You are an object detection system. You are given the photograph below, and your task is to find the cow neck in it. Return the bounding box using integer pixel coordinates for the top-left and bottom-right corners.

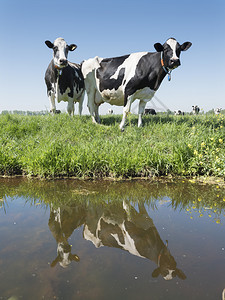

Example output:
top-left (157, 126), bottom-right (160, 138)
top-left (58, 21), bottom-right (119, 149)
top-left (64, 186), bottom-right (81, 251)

top-left (55, 67), bottom-right (63, 76)
top-left (52, 60), bottom-right (63, 77)
top-left (160, 52), bottom-right (172, 81)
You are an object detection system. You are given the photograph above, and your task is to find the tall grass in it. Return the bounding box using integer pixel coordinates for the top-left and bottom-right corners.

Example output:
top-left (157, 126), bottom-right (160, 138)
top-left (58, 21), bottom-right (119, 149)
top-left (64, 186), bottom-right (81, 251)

top-left (0, 113), bottom-right (225, 178)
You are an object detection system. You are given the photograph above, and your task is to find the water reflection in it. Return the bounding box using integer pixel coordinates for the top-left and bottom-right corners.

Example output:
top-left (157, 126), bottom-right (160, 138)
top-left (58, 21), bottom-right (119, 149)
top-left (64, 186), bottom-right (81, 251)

top-left (83, 200), bottom-right (186, 281)
top-left (48, 204), bottom-right (83, 268)
top-left (1, 178), bottom-right (225, 299)
top-left (48, 198), bottom-right (186, 280)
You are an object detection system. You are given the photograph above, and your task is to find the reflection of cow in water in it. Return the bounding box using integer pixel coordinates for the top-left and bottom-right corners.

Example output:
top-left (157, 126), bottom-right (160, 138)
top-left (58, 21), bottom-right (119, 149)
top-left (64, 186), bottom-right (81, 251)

top-left (48, 204), bottom-right (86, 268)
top-left (48, 201), bottom-right (186, 280)
top-left (84, 201), bottom-right (186, 280)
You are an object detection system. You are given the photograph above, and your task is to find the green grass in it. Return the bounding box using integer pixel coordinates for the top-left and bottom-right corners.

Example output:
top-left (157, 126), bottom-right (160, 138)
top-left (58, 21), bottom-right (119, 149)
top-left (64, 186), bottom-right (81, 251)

top-left (0, 113), bottom-right (225, 178)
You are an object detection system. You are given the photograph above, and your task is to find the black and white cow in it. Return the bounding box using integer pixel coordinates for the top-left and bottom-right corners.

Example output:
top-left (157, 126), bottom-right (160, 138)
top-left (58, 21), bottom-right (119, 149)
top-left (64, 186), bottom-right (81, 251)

top-left (214, 108), bottom-right (222, 115)
top-left (174, 110), bottom-right (184, 115)
top-left (192, 105), bottom-right (200, 115)
top-left (83, 201), bottom-right (186, 280)
top-left (81, 38), bottom-right (192, 130)
top-left (144, 108), bottom-right (157, 115)
top-left (48, 204), bottom-right (86, 268)
top-left (45, 37), bottom-right (85, 115)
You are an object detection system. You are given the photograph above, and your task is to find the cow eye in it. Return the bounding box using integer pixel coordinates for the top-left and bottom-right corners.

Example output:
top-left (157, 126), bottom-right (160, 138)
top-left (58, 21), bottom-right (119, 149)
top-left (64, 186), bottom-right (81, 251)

top-left (53, 46), bottom-right (58, 52)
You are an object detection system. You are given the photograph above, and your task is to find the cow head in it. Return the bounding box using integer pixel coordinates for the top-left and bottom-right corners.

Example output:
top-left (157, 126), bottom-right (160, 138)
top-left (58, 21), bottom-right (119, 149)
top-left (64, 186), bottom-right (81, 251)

top-left (152, 245), bottom-right (186, 280)
top-left (51, 242), bottom-right (80, 268)
top-left (154, 38), bottom-right (192, 70)
top-left (45, 37), bottom-right (77, 69)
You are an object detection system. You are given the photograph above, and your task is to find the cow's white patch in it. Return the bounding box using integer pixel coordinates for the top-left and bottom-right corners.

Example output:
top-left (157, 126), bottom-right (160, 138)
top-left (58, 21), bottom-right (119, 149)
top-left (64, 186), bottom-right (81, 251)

top-left (131, 87), bottom-right (155, 102)
top-left (166, 38), bottom-right (178, 60)
top-left (53, 38), bottom-right (68, 68)
top-left (111, 221), bottom-right (145, 258)
top-left (57, 87), bottom-right (72, 103)
top-left (110, 52), bottom-right (147, 81)
top-left (83, 217), bottom-right (103, 248)
top-left (100, 88), bottom-right (124, 105)
top-left (163, 270), bottom-right (175, 281)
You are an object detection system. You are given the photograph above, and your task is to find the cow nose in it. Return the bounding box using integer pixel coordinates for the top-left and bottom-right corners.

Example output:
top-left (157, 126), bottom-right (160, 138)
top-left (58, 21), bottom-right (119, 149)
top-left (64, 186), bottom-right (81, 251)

top-left (59, 59), bottom-right (68, 65)
top-left (170, 58), bottom-right (180, 68)
top-left (170, 58), bottom-right (180, 67)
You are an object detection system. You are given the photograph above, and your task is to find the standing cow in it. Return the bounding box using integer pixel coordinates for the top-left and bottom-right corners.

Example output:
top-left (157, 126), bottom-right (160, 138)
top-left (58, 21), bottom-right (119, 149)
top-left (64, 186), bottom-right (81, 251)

top-left (192, 105), bottom-right (200, 115)
top-left (45, 37), bottom-right (85, 115)
top-left (214, 108), bottom-right (222, 115)
top-left (174, 110), bottom-right (184, 115)
top-left (82, 37), bottom-right (192, 130)
top-left (144, 108), bottom-right (157, 115)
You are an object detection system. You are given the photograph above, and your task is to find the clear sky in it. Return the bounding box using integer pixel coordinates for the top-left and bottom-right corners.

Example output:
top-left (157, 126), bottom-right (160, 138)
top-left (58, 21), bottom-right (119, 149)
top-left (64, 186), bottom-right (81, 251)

top-left (0, 0), bottom-right (225, 114)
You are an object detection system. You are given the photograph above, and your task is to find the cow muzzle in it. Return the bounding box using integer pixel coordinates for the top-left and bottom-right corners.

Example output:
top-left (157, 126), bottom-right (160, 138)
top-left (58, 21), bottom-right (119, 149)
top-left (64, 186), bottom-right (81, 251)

top-left (169, 58), bottom-right (180, 69)
top-left (59, 59), bottom-right (68, 67)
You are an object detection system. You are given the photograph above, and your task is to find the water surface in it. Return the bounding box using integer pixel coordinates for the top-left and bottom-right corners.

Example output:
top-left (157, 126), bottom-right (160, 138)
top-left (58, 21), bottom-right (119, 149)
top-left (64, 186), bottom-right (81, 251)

top-left (0, 178), bottom-right (225, 300)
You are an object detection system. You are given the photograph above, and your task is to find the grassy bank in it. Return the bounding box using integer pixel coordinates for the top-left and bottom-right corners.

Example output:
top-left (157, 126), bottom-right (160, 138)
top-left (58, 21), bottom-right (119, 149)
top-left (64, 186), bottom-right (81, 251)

top-left (0, 113), bottom-right (225, 178)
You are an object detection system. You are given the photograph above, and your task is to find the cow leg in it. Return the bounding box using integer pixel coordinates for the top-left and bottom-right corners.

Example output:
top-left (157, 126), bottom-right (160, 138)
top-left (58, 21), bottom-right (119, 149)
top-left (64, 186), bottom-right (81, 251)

top-left (119, 97), bottom-right (132, 131)
top-left (67, 99), bottom-right (75, 116)
top-left (78, 91), bottom-right (85, 116)
top-left (49, 92), bottom-right (56, 114)
top-left (87, 89), bottom-right (99, 124)
top-left (138, 100), bottom-right (147, 127)
top-left (94, 104), bottom-right (101, 124)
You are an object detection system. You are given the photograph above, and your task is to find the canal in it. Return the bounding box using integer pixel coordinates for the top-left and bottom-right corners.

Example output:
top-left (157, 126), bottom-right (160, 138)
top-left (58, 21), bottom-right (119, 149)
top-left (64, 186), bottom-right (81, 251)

top-left (0, 178), bottom-right (225, 300)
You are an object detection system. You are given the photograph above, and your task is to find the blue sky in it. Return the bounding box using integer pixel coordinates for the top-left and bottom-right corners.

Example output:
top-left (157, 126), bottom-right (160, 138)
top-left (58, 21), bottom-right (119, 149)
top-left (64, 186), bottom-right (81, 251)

top-left (0, 0), bottom-right (224, 114)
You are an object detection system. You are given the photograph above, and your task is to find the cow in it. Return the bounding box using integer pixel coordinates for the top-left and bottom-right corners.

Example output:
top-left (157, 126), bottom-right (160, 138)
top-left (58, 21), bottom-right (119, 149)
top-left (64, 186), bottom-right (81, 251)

top-left (108, 109), bottom-right (113, 114)
top-left (45, 37), bottom-right (85, 115)
top-left (81, 37), bottom-right (192, 130)
top-left (192, 105), bottom-right (200, 115)
top-left (214, 108), bottom-right (222, 115)
top-left (144, 108), bottom-right (157, 115)
top-left (48, 204), bottom-right (86, 268)
top-left (83, 201), bottom-right (186, 280)
top-left (174, 110), bottom-right (184, 115)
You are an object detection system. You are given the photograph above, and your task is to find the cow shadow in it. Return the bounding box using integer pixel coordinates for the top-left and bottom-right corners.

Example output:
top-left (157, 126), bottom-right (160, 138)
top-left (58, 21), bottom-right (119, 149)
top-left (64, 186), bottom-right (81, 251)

top-left (48, 200), bottom-right (186, 280)
top-left (99, 114), bottom-right (187, 127)
top-left (99, 113), bottom-right (219, 128)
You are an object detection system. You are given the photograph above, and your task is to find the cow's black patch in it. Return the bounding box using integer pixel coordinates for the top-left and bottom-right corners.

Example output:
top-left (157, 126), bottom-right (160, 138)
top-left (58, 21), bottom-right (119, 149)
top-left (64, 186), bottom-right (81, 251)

top-left (96, 55), bottom-right (129, 92)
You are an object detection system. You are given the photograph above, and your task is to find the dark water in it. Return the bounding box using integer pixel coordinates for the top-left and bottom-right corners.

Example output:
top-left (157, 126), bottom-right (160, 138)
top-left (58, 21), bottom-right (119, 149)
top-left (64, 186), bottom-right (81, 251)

top-left (0, 178), bottom-right (225, 300)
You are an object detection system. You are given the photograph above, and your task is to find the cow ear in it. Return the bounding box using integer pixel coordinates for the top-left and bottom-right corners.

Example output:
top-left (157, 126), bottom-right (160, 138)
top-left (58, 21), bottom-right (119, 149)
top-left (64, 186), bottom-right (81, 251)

top-left (154, 43), bottom-right (164, 52)
top-left (68, 44), bottom-right (77, 51)
top-left (50, 255), bottom-right (60, 267)
top-left (152, 267), bottom-right (161, 278)
top-left (180, 42), bottom-right (192, 51)
top-left (45, 40), bottom-right (54, 48)
top-left (176, 268), bottom-right (187, 280)
top-left (70, 254), bottom-right (80, 262)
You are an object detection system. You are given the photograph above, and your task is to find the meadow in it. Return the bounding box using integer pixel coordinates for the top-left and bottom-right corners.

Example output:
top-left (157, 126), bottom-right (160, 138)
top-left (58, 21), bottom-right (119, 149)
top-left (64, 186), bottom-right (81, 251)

top-left (0, 112), bottom-right (225, 179)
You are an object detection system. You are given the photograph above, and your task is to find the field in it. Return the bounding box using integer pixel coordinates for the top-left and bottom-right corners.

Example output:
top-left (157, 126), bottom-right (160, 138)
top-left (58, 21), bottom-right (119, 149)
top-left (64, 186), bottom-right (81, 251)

top-left (0, 112), bottom-right (225, 179)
